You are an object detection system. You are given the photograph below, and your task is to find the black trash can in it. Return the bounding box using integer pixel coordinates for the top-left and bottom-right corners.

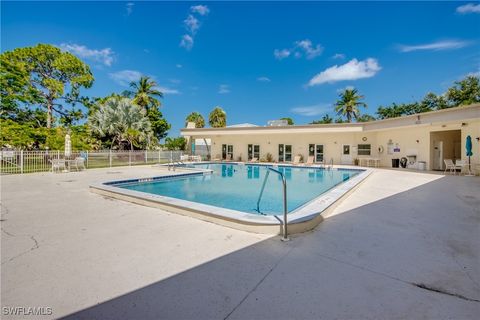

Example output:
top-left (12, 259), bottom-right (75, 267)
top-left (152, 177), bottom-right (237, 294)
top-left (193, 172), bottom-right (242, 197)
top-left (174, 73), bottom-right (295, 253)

top-left (392, 158), bottom-right (400, 168)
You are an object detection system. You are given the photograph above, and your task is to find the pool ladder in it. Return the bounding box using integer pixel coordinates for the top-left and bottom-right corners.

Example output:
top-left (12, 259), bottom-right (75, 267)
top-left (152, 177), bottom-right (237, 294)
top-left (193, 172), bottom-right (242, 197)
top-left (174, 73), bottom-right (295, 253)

top-left (167, 160), bottom-right (185, 171)
top-left (257, 167), bottom-right (290, 241)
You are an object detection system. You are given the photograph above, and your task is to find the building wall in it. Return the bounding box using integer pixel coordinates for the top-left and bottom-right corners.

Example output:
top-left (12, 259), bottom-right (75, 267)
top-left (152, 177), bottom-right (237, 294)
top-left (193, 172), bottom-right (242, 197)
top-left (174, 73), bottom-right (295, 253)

top-left (208, 119), bottom-right (480, 171)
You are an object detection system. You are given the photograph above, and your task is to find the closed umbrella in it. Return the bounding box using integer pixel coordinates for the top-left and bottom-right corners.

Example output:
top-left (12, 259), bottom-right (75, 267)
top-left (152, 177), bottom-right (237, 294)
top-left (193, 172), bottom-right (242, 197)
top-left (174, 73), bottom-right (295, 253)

top-left (465, 135), bottom-right (473, 176)
top-left (65, 133), bottom-right (72, 158)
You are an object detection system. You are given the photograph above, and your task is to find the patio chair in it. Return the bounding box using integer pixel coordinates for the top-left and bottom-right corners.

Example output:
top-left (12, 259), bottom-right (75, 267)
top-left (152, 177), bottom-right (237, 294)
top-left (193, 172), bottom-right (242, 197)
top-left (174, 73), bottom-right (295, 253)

top-left (249, 157), bottom-right (259, 163)
top-left (305, 156), bottom-right (314, 166)
top-left (74, 157), bottom-right (86, 171)
top-left (455, 159), bottom-right (469, 175)
top-left (51, 159), bottom-right (66, 173)
top-left (292, 155), bottom-right (302, 165)
top-left (444, 159), bottom-right (459, 175)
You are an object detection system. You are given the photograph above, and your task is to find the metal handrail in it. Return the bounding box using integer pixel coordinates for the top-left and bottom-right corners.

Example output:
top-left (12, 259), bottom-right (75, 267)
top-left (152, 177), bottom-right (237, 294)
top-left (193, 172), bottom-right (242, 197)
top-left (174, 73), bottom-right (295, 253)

top-left (256, 167), bottom-right (290, 241)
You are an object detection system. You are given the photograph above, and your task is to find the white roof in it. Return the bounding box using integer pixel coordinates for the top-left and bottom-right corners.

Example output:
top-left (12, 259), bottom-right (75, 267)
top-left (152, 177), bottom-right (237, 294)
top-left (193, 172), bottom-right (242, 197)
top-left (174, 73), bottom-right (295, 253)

top-left (226, 123), bottom-right (259, 128)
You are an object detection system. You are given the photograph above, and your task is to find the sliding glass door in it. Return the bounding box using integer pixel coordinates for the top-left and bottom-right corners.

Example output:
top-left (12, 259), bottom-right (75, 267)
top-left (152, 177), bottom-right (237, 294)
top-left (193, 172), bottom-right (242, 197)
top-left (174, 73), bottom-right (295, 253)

top-left (278, 144), bottom-right (292, 162)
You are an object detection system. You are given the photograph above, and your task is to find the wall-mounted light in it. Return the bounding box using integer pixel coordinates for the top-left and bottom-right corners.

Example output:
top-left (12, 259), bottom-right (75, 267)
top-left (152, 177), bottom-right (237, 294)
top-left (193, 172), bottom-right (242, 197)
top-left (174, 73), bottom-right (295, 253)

top-left (461, 123), bottom-right (468, 127)
top-left (416, 140), bottom-right (419, 143)
top-left (476, 137), bottom-right (480, 142)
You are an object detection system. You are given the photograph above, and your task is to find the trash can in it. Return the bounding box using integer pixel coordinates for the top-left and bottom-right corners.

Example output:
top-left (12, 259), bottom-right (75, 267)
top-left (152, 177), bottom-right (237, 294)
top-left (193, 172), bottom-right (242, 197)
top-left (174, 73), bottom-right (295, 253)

top-left (418, 161), bottom-right (426, 171)
top-left (392, 158), bottom-right (400, 168)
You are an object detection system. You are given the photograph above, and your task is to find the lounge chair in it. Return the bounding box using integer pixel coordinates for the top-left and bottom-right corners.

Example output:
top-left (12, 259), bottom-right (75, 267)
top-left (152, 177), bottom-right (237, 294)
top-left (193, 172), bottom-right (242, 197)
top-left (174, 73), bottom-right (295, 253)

top-left (305, 156), bottom-right (314, 166)
top-left (213, 154), bottom-right (221, 161)
top-left (455, 159), bottom-right (468, 175)
top-left (51, 159), bottom-right (66, 173)
top-left (249, 157), bottom-right (259, 163)
top-left (444, 159), bottom-right (460, 175)
top-left (292, 155), bottom-right (302, 165)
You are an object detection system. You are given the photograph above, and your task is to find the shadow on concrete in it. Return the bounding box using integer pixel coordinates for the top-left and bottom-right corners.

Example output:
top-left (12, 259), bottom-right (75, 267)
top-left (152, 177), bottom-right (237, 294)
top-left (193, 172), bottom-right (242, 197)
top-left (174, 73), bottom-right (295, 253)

top-left (61, 176), bottom-right (480, 320)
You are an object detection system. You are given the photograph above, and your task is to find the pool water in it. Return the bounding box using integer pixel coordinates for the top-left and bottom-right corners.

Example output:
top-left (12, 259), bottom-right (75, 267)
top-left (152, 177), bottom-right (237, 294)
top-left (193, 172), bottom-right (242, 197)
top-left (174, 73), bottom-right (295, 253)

top-left (118, 164), bottom-right (361, 215)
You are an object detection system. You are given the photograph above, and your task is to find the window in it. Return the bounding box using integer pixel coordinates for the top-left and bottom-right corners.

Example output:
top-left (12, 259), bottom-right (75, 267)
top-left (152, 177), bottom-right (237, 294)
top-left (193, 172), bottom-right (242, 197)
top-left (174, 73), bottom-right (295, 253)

top-left (358, 144), bottom-right (371, 156)
top-left (343, 145), bottom-right (350, 155)
top-left (248, 144), bottom-right (260, 160)
top-left (278, 144), bottom-right (292, 162)
top-left (315, 145), bottom-right (324, 162)
top-left (223, 144), bottom-right (233, 160)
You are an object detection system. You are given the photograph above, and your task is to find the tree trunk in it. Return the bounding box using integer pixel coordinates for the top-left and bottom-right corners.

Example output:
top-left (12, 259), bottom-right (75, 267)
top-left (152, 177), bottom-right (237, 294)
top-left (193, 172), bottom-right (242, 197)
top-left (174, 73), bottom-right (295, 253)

top-left (46, 99), bottom-right (53, 128)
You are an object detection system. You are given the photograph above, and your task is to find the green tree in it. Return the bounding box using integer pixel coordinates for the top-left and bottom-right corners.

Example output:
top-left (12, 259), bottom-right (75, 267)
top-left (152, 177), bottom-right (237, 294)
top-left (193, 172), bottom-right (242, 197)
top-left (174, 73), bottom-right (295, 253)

top-left (376, 103), bottom-right (405, 119)
top-left (89, 97), bottom-right (152, 150)
top-left (421, 92), bottom-right (448, 110)
top-left (356, 114), bottom-right (377, 122)
top-left (185, 112), bottom-right (206, 128)
top-left (209, 106), bottom-right (226, 128)
top-left (446, 75), bottom-right (480, 106)
top-left (280, 117), bottom-right (294, 125)
top-left (126, 76), bottom-right (163, 109)
top-left (164, 137), bottom-right (187, 151)
top-left (334, 88), bottom-right (367, 122)
top-left (125, 76), bottom-right (170, 139)
top-left (0, 44), bottom-right (94, 128)
top-left (311, 114), bottom-right (333, 124)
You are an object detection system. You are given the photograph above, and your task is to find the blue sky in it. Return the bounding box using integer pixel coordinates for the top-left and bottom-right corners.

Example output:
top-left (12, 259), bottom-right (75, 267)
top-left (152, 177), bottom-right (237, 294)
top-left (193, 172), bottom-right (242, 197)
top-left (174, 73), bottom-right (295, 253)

top-left (2, 1), bottom-right (480, 136)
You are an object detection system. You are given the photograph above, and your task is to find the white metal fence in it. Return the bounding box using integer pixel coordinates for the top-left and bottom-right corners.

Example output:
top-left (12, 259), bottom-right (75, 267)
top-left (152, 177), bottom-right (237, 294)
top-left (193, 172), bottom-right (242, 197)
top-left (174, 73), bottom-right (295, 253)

top-left (0, 150), bottom-right (186, 175)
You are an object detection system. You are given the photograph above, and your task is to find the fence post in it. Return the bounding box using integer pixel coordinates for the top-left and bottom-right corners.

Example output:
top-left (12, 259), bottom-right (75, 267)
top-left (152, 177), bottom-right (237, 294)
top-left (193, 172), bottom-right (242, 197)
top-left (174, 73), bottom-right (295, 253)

top-left (109, 149), bottom-right (112, 167)
top-left (145, 150), bottom-right (148, 164)
top-left (158, 150), bottom-right (161, 164)
top-left (57, 150), bottom-right (60, 160)
top-left (20, 150), bottom-right (24, 174)
top-left (129, 150), bottom-right (132, 166)
top-left (86, 151), bottom-right (89, 168)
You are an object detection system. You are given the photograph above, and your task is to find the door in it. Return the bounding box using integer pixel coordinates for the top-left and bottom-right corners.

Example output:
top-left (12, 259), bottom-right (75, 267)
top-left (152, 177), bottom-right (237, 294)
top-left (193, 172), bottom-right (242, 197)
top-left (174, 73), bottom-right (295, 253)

top-left (315, 145), bottom-right (324, 163)
top-left (341, 144), bottom-right (353, 165)
top-left (278, 144), bottom-right (292, 162)
top-left (248, 144), bottom-right (260, 160)
top-left (433, 141), bottom-right (443, 170)
top-left (222, 144), bottom-right (227, 160)
top-left (227, 145), bottom-right (233, 160)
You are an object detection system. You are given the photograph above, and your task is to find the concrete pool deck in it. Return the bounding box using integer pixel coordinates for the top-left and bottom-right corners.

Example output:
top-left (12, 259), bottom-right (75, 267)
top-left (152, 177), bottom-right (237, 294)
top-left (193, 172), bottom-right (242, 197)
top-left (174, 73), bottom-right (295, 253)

top-left (1, 165), bottom-right (479, 319)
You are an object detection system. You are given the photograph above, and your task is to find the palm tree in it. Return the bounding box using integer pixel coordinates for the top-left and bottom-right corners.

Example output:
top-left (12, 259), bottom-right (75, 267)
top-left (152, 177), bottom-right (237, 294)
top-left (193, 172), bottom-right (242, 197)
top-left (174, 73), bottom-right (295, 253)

top-left (185, 112), bottom-right (209, 154)
top-left (185, 112), bottom-right (205, 128)
top-left (126, 76), bottom-right (163, 110)
top-left (89, 97), bottom-right (152, 150)
top-left (334, 88), bottom-right (367, 122)
top-left (208, 107), bottom-right (226, 128)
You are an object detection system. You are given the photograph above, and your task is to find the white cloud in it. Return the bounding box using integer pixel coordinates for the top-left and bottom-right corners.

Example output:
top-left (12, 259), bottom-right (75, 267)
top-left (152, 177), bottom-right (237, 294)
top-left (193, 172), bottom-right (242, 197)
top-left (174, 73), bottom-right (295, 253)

top-left (59, 43), bottom-right (114, 66)
top-left (218, 84), bottom-right (230, 94)
top-left (274, 39), bottom-right (323, 60)
top-left (184, 15), bottom-right (200, 34)
top-left (191, 5), bottom-right (209, 16)
top-left (333, 53), bottom-right (345, 59)
top-left (456, 3), bottom-right (480, 14)
top-left (257, 76), bottom-right (271, 82)
top-left (126, 2), bottom-right (134, 16)
top-left (176, 64), bottom-right (183, 68)
top-left (398, 40), bottom-right (471, 52)
top-left (155, 86), bottom-right (180, 95)
top-left (274, 49), bottom-right (291, 60)
top-left (109, 70), bottom-right (142, 86)
top-left (290, 104), bottom-right (330, 116)
top-left (308, 58), bottom-right (381, 86)
top-left (169, 79), bottom-right (181, 84)
top-left (180, 34), bottom-right (194, 50)
top-left (180, 5), bottom-right (209, 51)
top-left (295, 39), bottom-right (323, 59)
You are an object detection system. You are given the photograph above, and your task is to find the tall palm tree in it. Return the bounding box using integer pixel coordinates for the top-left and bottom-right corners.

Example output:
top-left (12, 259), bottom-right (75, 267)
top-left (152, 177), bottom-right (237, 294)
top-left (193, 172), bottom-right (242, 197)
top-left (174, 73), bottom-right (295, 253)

top-left (334, 88), bottom-right (367, 122)
top-left (208, 107), bottom-right (226, 128)
top-left (89, 97), bottom-right (152, 150)
top-left (185, 112), bottom-right (205, 128)
top-left (126, 76), bottom-right (163, 110)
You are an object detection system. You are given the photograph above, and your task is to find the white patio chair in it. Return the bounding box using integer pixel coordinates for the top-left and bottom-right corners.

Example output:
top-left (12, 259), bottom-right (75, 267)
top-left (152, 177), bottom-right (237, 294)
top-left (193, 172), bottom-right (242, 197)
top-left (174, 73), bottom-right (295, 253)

top-left (292, 155), bottom-right (302, 165)
top-left (443, 159), bottom-right (458, 175)
top-left (75, 157), bottom-right (86, 171)
top-left (455, 159), bottom-right (468, 175)
top-left (51, 159), bottom-right (66, 173)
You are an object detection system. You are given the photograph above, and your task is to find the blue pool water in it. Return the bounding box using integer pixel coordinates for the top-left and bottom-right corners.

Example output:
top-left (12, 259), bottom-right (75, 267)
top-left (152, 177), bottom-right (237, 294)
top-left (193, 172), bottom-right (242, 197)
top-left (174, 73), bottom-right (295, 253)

top-left (118, 164), bottom-right (361, 215)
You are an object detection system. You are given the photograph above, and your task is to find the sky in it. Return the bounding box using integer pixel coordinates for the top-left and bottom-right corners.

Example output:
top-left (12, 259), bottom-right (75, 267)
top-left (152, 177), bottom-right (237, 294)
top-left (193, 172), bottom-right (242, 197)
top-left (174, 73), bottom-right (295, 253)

top-left (2, 1), bottom-right (480, 136)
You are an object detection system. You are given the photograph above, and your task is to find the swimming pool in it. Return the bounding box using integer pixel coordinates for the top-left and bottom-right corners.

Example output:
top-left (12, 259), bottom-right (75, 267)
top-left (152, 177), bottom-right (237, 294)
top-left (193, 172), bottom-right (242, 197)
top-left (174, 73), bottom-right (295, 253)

top-left (91, 163), bottom-right (370, 234)
top-left (115, 163), bottom-right (361, 215)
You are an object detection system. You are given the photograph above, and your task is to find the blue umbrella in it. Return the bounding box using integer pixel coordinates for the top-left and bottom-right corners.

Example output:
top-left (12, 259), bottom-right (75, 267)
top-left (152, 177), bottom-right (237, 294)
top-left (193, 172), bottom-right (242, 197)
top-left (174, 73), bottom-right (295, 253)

top-left (466, 135), bottom-right (473, 174)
